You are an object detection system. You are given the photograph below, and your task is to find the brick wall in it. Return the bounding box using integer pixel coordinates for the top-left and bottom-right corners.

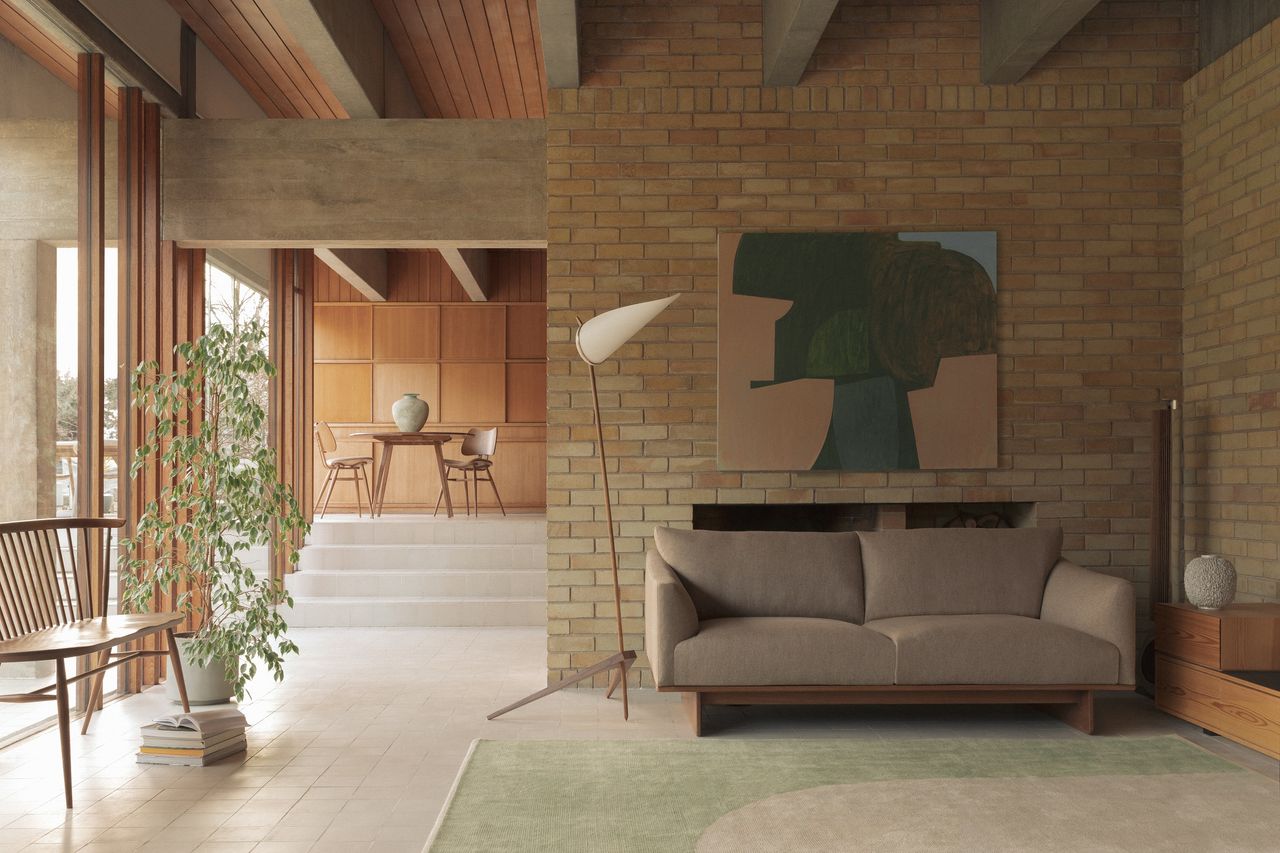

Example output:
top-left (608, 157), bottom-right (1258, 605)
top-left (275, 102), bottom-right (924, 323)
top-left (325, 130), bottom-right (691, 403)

top-left (548, 0), bottom-right (1198, 685)
top-left (1182, 19), bottom-right (1280, 603)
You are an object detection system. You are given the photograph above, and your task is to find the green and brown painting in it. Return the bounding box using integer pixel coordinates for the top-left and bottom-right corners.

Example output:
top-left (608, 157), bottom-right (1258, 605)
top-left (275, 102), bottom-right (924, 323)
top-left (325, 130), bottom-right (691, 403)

top-left (718, 232), bottom-right (998, 471)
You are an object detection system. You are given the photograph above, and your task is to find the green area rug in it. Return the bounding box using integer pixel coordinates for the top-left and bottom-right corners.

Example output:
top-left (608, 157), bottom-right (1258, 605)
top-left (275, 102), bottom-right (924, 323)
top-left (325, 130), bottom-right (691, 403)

top-left (426, 737), bottom-right (1280, 852)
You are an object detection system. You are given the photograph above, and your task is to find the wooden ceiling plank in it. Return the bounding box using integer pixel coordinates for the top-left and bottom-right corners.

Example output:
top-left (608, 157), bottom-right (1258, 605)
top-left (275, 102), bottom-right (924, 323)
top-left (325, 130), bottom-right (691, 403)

top-left (168, 0), bottom-right (291, 117)
top-left (210, 0), bottom-right (324, 117)
top-left (428, 0), bottom-right (491, 118)
top-left (458, 0), bottom-right (513, 118)
top-left (413, 0), bottom-right (482, 118)
top-left (503, 0), bottom-right (544, 117)
top-left (391, 0), bottom-right (465, 117)
top-left (240, 0), bottom-right (346, 118)
top-left (483, 1), bottom-right (529, 118)
top-left (0, 1), bottom-right (78, 86)
top-left (372, 0), bottom-right (445, 117)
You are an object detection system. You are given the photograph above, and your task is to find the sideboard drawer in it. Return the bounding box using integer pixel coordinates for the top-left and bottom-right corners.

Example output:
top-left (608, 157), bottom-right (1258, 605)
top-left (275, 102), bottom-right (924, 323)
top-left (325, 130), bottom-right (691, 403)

top-left (1155, 655), bottom-right (1280, 760)
top-left (1155, 606), bottom-right (1221, 669)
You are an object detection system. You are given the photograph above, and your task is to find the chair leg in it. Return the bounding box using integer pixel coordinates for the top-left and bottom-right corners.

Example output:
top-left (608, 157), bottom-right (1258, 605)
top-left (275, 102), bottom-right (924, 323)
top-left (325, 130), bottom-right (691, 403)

top-left (463, 471), bottom-right (472, 517)
top-left (319, 467), bottom-right (339, 518)
top-left (433, 482), bottom-right (445, 517)
top-left (80, 649), bottom-right (109, 735)
top-left (360, 464), bottom-right (375, 514)
top-left (165, 628), bottom-right (191, 712)
top-left (316, 468), bottom-right (337, 518)
top-left (352, 468), bottom-right (364, 518)
top-left (487, 471), bottom-right (507, 517)
top-left (54, 658), bottom-right (72, 808)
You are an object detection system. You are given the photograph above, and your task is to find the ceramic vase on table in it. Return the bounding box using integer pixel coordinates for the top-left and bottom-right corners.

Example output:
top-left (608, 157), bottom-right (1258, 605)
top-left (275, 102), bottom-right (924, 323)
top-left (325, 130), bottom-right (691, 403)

top-left (391, 392), bottom-right (429, 432)
top-left (1183, 554), bottom-right (1236, 610)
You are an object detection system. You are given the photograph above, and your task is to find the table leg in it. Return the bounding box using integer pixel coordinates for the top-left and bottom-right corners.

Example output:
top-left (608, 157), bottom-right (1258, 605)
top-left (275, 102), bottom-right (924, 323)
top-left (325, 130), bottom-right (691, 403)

top-left (373, 443), bottom-right (395, 517)
top-left (434, 443), bottom-right (454, 518)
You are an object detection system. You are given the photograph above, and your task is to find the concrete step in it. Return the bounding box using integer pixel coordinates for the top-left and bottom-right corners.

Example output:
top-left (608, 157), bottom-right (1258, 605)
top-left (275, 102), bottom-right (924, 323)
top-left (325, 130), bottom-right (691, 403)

top-left (296, 543), bottom-right (546, 572)
top-left (307, 514), bottom-right (546, 546)
top-left (285, 596), bottom-right (546, 627)
top-left (285, 568), bottom-right (546, 598)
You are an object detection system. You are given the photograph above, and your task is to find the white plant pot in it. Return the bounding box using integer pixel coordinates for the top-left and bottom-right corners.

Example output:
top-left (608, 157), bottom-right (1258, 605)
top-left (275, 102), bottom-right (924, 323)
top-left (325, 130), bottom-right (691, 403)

top-left (165, 634), bottom-right (237, 705)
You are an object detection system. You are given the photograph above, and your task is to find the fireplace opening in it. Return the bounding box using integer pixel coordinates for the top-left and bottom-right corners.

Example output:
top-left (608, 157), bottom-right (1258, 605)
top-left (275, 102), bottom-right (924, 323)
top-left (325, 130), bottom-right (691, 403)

top-left (692, 502), bottom-right (1036, 532)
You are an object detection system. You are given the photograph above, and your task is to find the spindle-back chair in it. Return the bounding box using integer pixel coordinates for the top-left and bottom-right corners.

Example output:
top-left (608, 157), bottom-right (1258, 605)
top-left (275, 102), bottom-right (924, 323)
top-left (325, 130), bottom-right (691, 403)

top-left (0, 518), bottom-right (189, 808)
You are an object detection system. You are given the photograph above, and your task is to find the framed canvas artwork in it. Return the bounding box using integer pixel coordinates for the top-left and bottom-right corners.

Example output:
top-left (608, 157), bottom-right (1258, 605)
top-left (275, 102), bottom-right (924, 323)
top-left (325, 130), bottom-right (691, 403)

top-left (718, 231), bottom-right (998, 472)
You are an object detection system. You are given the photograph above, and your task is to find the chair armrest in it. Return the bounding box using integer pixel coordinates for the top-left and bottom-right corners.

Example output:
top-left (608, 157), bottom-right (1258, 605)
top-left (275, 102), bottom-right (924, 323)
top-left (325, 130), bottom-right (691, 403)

top-left (1040, 559), bottom-right (1136, 685)
top-left (645, 550), bottom-right (699, 688)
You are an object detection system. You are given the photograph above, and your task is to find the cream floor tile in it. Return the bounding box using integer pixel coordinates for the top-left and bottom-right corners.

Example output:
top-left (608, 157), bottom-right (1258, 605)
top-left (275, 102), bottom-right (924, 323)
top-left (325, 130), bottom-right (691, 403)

top-left (1, 626), bottom-right (1276, 853)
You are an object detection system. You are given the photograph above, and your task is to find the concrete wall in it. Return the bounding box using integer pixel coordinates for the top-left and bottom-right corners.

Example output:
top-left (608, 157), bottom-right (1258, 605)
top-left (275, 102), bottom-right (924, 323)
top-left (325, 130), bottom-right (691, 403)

top-left (547, 0), bottom-right (1196, 686)
top-left (1182, 18), bottom-right (1280, 602)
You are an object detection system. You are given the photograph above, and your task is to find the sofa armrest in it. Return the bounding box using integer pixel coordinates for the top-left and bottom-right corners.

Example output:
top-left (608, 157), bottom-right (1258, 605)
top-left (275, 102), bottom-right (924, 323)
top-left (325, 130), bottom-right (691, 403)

top-left (1040, 559), bottom-right (1136, 685)
top-left (645, 550), bottom-right (699, 688)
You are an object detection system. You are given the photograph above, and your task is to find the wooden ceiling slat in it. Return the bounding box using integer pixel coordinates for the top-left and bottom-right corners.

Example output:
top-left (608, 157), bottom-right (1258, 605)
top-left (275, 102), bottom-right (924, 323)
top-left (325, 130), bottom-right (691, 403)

top-left (458, 1), bottom-right (512, 117)
top-left (480, 1), bottom-right (527, 117)
top-left (0, 0), bottom-right (120, 117)
top-left (168, 0), bottom-right (292, 116)
top-left (503, 0), bottom-right (545, 117)
top-left (236, 0), bottom-right (345, 118)
top-left (207, 0), bottom-right (326, 118)
top-left (417, 0), bottom-right (486, 118)
top-left (372, 0), bottom-right (445, 117)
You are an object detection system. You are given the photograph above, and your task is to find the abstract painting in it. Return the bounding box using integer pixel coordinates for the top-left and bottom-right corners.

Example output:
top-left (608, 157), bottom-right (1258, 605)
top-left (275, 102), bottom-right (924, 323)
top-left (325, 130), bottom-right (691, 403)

top-left (718, 232), bottom-right (998, 471)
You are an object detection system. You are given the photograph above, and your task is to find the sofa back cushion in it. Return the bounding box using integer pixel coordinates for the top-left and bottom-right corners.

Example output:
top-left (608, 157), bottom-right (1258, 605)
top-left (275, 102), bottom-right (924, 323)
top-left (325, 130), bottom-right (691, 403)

top-left (653, 527), bottom-right (864, 623)
top-left (859, 527), bottom-right (1063, 621)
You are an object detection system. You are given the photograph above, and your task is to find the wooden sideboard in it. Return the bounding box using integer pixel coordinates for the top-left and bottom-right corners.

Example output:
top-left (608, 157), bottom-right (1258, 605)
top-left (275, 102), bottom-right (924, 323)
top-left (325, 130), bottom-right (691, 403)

top-left (1154, 602), bottom-right (1280, 759)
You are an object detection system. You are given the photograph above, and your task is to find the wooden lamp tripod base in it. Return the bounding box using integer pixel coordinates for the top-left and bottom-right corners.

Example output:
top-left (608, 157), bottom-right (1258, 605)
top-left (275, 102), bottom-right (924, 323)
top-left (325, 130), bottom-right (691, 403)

top-left (487, 650), bottom-right (635, 721)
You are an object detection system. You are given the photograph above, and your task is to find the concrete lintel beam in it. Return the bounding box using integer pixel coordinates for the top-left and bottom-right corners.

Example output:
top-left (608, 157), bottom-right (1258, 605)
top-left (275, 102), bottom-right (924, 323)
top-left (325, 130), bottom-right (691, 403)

top-left (313, 247), bottom-right (388, 301)
top-left (537, 0), bottom-right (579, 88)
top-left (762, 0), bottom-right (840, 87)
top-left (981, 0), bottom-right (1101, 84)
top-left (438, 247), bottom-right (489, 302)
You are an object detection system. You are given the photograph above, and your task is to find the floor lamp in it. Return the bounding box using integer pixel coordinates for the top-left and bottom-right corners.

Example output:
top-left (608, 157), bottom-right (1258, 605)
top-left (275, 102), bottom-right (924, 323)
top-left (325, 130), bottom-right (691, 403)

top-left (489, 295), bottom-right (679, 722)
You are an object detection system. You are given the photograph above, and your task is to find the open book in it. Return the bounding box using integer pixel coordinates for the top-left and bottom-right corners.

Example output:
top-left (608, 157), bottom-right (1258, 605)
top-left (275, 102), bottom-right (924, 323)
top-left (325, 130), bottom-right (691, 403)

top-left (152, 707), bottom-right (247, 737)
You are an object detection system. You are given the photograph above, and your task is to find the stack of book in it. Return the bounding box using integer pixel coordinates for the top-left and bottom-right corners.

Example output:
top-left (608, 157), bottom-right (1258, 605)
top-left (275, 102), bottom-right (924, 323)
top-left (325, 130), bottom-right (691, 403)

top-left (136, 707), bottom-right (248, 766)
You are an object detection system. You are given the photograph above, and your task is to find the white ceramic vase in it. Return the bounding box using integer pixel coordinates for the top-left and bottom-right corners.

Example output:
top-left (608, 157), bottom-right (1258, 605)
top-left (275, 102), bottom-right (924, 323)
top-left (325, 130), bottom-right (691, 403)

top-left (165, 635), bottom-right (236, 705)
top-left (391, 392), bottom-right (429, 432)
top-left (1183, 554), bottom-right (1236, 610)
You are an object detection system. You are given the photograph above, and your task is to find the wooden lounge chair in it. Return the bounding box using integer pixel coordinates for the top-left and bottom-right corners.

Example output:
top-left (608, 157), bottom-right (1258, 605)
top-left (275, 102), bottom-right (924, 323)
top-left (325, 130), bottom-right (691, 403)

top-left (0, 517), bottom-right (189, 808)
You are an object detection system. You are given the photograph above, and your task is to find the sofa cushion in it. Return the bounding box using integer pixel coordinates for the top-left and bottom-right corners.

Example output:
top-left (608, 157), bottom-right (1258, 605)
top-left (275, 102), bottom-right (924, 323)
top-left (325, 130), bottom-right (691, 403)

top-left (673, 617), bottom-right (896, 686)
top-left (654, 527), bottom-right (864, 622)
top-left (865, 614), bottom-right (1121, 685)
top-left (859, 527), bottom-right (1063, 621)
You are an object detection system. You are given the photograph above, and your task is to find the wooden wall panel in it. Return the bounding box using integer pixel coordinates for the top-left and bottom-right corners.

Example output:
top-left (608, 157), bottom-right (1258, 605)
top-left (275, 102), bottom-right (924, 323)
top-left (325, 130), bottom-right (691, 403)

top-left (506, 303), bottom-right (547, 359)
top-left (441, 305), bottom-right (505, 360)
top-left (316, 250), bottom-right (547, 304)
top-left (489, 249), bottom-right (548, 302)
top-left (313, 257), bottom-right (354, 301)
top-left (373, 304), bottom-right (439, 359)
top-left (506, 362), bottom-right (546, 423)
top-left (373, 362), bottom-right (440, 424)
top-left (440, 363), bottom-right (506, 423)
top-left (314, 363), bottom-right (372, 422)
top-left (314, 305), bottom-right (372, 359)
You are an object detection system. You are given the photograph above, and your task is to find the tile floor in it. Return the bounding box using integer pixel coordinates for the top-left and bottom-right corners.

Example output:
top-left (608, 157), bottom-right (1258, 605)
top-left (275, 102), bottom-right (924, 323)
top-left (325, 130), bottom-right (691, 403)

top-left (0, 628), bottom-right (1275, 853)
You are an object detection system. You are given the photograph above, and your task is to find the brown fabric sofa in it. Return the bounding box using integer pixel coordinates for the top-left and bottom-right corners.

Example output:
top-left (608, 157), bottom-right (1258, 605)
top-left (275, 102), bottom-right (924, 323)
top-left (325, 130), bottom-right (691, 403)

top-left (645, 526), bottom-right (1134, 735)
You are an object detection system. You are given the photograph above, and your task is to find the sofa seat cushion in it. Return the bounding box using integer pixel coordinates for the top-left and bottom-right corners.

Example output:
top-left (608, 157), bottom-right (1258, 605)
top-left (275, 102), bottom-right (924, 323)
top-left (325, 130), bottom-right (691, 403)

top-left (655, 527), bottom-right (864, 623)
top-left (673, 617), bottom-right (896, 686)
top-left (865, 614), bottom-right (1120, 685)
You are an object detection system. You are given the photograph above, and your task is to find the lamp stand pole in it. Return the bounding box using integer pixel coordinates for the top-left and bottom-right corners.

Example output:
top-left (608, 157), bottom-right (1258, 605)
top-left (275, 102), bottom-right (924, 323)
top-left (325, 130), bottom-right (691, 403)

top-left (487, 362), bottom-right (635, 721)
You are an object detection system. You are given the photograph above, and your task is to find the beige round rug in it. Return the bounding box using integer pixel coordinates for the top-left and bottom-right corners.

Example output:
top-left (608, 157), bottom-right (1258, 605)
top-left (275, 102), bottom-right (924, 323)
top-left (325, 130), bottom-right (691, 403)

top-left (696, 773), bottom-right (1280, 852)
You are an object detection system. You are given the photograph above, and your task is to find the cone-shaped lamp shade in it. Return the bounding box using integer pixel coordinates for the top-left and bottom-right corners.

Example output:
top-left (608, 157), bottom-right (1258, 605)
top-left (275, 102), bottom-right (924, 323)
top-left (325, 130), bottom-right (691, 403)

top-left (575, 294), bottom-right (679, 365)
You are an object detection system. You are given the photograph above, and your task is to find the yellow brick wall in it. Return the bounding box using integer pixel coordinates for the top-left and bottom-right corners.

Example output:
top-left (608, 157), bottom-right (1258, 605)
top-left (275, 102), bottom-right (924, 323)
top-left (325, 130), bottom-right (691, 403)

top-left (548, 0), bottom-right (1198, 685)
top-left (1182, 18), bottom-right (1280, 603)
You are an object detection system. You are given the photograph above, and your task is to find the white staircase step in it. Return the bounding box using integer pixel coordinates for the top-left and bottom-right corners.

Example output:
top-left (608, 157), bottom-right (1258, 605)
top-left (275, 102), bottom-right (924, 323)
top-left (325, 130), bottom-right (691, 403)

top-left (308, 515), bottom-right (547, 546)
top-left (285, 569), bottom-right (545, 598)
top-left (285, 596), bottom-right (546, 627)
top-left (297, 543), bottom-right (546, 572)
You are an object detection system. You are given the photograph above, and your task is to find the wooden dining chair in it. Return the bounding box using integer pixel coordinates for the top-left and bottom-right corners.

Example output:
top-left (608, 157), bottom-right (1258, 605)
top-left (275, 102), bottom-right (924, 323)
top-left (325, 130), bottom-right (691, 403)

top-left (0, 517), bottom-right (189, 808)
top-left (435, 427), bottom-right (506, 517)
top-left (314, 422), bottom-right (374, 518)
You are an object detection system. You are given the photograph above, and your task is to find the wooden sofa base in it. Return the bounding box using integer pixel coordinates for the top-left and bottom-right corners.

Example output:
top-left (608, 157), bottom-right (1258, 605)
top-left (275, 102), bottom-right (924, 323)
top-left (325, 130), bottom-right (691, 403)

top-left (662, 685), bottom-right (1133, 737)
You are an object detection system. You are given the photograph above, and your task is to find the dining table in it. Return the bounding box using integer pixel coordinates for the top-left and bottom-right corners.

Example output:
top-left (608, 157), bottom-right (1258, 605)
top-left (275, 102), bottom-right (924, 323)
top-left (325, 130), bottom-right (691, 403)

top-left (351, 431), bottom-right (464, 518)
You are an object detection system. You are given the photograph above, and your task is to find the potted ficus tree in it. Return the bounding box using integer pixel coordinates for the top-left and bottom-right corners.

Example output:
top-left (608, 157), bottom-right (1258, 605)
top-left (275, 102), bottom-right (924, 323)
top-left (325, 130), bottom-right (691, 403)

top-left (123, 320), bottom-right (307, 703)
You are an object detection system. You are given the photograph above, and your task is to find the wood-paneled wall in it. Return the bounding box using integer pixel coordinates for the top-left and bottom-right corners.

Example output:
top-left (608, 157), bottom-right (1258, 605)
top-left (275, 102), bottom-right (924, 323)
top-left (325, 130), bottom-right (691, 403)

top-left (312, 250), bottom-right (546, 511)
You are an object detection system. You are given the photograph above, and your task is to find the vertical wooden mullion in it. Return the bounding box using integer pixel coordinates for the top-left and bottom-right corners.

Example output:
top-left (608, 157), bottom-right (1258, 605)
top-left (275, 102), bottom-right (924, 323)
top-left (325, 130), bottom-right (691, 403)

top-left (77, 53), bottom-right (105, 524)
